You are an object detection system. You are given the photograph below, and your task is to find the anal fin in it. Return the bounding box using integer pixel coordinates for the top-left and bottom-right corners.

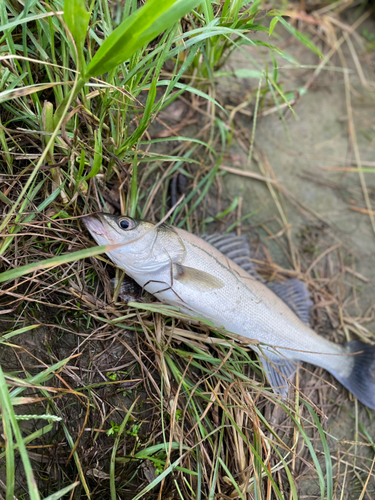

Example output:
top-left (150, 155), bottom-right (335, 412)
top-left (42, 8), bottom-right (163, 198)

top-left (259, 351), bottom-right (299, 397)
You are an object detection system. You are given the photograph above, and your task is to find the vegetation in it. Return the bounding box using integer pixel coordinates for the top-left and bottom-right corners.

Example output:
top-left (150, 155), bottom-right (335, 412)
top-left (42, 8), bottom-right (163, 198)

top-left (0, 0), bottom-right (374, 498)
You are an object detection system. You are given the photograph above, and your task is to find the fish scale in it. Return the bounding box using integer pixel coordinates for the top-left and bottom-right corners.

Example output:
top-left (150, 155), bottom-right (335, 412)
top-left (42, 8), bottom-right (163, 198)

top-left (84, 213), bottom-right (375, 410)
top-left (148, 230), bottom-right (347, 369)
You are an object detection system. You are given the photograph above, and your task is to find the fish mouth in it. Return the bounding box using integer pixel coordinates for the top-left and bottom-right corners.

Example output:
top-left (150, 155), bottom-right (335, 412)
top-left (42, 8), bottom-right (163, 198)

top-left (83, 213), bottom-right (108, 237)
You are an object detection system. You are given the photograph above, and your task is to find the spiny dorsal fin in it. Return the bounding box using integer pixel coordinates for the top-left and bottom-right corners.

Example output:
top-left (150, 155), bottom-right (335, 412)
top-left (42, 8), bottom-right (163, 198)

top-left (203, 233), bottom-right (312, 326)
top-left (173, 263), bottom-right (224, 291)
top-left (202, 233), bottom-right (263, 281)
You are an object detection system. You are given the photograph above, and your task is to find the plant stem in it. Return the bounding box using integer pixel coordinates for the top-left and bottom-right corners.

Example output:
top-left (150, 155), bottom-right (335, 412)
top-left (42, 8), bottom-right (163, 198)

top-left (54, 77), bottom-right (87, 127)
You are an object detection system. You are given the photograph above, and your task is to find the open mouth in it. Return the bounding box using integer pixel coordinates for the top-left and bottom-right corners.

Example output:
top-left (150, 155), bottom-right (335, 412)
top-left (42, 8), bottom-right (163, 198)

top-left (83, 215), bottom-right (107, 236)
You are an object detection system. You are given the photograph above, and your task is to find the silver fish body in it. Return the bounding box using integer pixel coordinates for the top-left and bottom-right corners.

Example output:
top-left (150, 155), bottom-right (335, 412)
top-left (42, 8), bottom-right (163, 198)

top-left (85, 213), bottom-right (375, 409)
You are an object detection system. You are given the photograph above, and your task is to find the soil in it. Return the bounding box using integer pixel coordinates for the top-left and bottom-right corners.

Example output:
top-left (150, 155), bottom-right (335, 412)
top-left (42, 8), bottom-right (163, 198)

top-left (212, 8), bottom-right (375, 498)
top-left (2, 5), bottom-right (375, 499)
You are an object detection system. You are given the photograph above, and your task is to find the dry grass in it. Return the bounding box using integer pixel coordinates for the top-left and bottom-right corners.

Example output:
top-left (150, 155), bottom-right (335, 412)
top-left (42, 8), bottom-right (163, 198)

top-left (1, 0), bottom-right (375, 498)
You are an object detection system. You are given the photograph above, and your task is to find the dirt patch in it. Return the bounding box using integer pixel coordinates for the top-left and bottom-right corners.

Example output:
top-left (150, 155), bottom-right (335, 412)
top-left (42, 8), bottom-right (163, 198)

top-left (1, 4), bottom-right (375, 499)
top-left (212, 8), bottom-right (375, 498)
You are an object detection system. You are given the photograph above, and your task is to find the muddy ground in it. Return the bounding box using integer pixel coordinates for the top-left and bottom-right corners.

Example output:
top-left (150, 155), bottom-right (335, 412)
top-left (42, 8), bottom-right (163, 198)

top-left (210, 8), bottom-right (375, 498)
top-left (2, 5), bottom-right (375, 499)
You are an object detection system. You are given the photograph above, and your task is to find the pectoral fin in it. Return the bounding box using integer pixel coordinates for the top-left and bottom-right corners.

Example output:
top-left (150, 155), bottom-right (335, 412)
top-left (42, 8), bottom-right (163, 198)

top-left (173, 264), bottom-right (224, 291)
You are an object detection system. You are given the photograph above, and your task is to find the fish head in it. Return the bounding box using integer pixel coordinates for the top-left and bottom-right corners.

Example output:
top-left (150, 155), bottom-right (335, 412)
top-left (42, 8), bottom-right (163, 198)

top-left (84, 213), bottom-right (186, 273)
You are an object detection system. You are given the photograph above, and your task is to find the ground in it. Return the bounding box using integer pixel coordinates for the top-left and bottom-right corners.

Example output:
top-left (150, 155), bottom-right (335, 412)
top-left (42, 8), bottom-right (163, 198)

top-left (1, 2), bottom-right (375, 499)
top-left (213, 8), bottom-right (375, 497)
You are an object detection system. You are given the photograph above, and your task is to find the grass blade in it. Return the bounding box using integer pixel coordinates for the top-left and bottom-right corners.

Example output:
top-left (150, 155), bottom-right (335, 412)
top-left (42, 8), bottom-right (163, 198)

top-left (284, 404), bottom-right (326, 499)
top-left (43, 482), bottom-right (80, 500)
top-left (0, 424), bottom-right (53, 460)
top-left (275, 15), bottom-right (322, 57)
top-left (2, 390), bottom-right (14, 500)
top-left (1, 324), bottom-right (41, 343)
top-left (110, 400), bottom-right (137, 500)
top-left (86, 0), bottom-right (202, 77)
top-left (0, 366), bottom-right (40, 500)
top-left (305, 402), bottom-right (333, 500)
top-left (64, 0), bottom-right (90, 71)
top-left (0, 242), bottom-right (123, 283)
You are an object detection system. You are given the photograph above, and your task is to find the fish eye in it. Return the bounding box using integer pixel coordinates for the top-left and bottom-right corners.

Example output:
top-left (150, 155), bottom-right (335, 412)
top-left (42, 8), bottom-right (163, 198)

top-left (118, 217), bottom-right (134, 230)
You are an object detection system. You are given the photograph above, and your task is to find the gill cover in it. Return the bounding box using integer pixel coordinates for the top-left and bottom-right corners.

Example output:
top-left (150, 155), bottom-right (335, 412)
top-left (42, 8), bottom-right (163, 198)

top-left (104, 215), bottom-right (188, 273)
top-left (143, 222), bottom-right (187, 271)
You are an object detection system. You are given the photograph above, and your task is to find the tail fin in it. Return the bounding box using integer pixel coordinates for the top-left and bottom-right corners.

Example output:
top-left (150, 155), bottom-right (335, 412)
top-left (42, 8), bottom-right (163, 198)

top-left (333, 341), bottom-right (375, 410)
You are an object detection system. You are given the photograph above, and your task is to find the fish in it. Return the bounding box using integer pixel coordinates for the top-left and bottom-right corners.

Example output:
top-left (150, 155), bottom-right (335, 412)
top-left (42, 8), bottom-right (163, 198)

top-left (84, 213), bottom-right (375, 410)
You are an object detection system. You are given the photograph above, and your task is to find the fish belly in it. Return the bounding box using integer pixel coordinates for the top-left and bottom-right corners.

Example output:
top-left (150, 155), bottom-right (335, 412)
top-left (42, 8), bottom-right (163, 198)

top-left (130, 266), bottom-right (350, 380)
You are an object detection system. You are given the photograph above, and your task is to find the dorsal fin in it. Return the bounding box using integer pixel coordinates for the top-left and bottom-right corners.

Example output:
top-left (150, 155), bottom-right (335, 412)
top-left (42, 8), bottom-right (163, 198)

top-left (267, 278), bottom-right (313, 326)
top-left (203, 233), bottom-right (312, 326)
top-left (202, 233), bottom-right (263, 281)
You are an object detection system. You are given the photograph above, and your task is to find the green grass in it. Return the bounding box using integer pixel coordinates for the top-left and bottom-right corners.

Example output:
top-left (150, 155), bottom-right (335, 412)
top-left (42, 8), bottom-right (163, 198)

top-left (1, 0), bottom-right (374, 498)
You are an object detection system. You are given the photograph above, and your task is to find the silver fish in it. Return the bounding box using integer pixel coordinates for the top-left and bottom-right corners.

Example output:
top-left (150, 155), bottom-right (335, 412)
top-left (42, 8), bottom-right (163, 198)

top-left (85, 213), bottom-right (375, 409)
